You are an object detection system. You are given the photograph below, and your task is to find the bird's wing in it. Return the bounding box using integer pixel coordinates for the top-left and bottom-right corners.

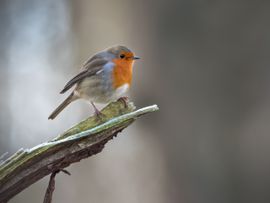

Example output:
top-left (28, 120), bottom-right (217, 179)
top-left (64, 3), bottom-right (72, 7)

top-left (60, 57), bottom-right (108, 94)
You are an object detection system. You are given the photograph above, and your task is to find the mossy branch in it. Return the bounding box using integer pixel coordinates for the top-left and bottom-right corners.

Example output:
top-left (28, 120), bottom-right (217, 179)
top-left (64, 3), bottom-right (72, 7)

top-left (0, 100), bottom-right (159, 203)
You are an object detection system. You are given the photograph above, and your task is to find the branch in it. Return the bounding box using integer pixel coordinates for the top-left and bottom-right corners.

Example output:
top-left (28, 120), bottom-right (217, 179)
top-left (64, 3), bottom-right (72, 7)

top-left (43, 169), bottom-right (70, 203)
top-left (0, 99), bottom-right (159, 202)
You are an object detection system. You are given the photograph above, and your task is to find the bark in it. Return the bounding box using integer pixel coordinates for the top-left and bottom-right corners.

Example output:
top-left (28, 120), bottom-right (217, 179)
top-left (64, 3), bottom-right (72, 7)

top-left (0, 100), bottom-right (158, 202)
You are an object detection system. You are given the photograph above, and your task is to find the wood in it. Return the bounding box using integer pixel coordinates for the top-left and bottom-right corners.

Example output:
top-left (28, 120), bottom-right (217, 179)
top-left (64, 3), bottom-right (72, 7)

top-left (0, 99), bottom-right (158, 202)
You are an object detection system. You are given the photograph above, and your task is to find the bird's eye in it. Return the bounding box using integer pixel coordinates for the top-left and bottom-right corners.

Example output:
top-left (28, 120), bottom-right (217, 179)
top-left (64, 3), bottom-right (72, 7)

top-left (120, 54), bottom-right (125, 59)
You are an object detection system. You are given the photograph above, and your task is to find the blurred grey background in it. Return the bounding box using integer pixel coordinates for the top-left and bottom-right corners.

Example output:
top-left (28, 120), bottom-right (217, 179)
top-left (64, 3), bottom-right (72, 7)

top-left (0, 0), bottom-right (270, 202)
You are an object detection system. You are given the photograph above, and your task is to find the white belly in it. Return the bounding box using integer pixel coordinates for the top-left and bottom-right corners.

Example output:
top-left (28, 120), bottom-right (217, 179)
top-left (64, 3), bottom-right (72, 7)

top-left (75, 82), bottom-right (130, 103)
top-left (112, 83), bottom-right (130, 100)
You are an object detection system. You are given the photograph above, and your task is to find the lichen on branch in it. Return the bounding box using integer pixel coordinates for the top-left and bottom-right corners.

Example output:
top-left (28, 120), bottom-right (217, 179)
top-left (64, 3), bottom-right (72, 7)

top-left (0, 99), bottom-right (158, 203)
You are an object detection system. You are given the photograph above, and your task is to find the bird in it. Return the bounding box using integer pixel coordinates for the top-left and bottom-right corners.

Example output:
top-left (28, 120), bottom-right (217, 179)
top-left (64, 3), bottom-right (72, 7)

top-left (48, 45), bottom-right (140, 120)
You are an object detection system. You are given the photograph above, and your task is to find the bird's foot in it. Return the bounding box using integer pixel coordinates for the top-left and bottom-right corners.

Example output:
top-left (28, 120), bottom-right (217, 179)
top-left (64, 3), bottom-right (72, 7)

top-left (117, 96), bottom-right (129, 108)
top-left (91, 101), bottom-right (104, 119)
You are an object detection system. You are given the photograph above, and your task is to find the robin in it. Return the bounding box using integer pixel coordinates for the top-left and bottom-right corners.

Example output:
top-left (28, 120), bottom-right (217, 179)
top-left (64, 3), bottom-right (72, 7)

top-left (48, 45), bottom-right (140, 120)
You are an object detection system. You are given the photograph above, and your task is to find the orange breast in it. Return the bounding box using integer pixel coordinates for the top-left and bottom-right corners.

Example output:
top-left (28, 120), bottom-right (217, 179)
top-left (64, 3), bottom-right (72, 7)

top-left (112, 58), bottom-right (133, 88)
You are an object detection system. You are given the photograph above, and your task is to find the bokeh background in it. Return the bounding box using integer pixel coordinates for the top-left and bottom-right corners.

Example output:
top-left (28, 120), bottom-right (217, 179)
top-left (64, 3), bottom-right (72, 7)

top-left (1, 0), bottom-right (270, 202)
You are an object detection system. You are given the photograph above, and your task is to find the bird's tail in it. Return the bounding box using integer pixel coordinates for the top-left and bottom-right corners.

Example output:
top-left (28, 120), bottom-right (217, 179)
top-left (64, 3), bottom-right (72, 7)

top-left (48, 93), bottom-right (77, 120)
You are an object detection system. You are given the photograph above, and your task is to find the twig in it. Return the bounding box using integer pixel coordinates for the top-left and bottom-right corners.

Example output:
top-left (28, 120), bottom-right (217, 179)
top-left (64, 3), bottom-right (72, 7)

top-left (0, 152), bottom-right (9, 164)
top-left (43, 170), bottom-right (59, 203)
top-left (43, 169), bottom-right (70, 203)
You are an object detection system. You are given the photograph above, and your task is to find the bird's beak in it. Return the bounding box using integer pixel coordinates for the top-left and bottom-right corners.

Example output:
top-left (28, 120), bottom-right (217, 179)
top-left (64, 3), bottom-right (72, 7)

top-left (133, 56), bottom-right (140, 60)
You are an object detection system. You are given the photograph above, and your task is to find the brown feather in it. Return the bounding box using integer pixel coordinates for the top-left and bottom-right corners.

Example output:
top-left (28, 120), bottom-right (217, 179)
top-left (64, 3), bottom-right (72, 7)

top-left (60, 58), bottom-right (108, 94)
top-left (48, 93), bottom-right (78, 120)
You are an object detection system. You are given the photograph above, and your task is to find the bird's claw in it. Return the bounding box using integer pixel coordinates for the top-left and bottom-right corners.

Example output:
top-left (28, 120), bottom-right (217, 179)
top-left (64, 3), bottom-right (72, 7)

top-left (118, 96), bottom-right (129, 108)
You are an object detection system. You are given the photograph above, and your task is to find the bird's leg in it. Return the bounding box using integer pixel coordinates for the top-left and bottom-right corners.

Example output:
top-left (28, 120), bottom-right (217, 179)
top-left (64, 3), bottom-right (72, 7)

top-left (90, 101), bottom-right (103, 118)
top-left (117, 96), bottom-right (129, 108)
